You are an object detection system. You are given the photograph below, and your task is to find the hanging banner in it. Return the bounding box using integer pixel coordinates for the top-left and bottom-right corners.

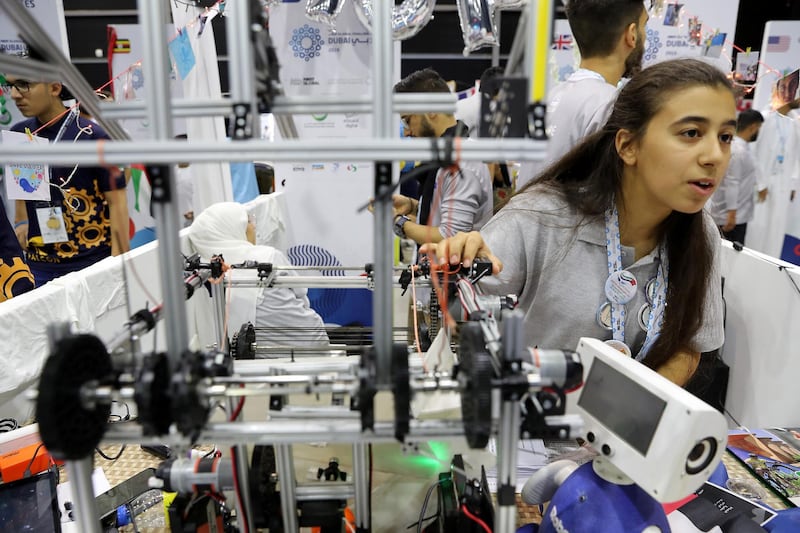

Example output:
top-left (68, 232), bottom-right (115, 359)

top-left (270, 1), bottom-right (401, 326)
top-left (751, 21), bottom-right (800, 113)
top-left (270, 1), bottom-right (381, 139)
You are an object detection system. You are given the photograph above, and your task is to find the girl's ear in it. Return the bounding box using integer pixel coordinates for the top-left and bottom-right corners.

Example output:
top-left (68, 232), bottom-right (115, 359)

top-left (615, 129), bottom-right (638, 166)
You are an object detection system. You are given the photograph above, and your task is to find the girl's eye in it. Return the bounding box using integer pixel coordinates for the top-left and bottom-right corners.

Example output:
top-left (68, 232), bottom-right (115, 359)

top-left (681, 129), bottom-right (700, 138)
top-left (720, 133), bottom-right (735, 144)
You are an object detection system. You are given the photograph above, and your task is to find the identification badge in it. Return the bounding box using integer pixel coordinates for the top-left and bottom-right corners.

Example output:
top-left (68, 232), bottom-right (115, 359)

top-left (777, 155), bottom-right (784, 165)
top-left (605, 270), bottom-right (638, 304)
top-left (35, 206), bottom-right (68, 244)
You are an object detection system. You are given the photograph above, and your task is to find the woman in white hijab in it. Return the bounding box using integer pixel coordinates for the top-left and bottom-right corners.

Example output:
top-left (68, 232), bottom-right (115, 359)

top-left (188, 202), bottom-right (329, 353)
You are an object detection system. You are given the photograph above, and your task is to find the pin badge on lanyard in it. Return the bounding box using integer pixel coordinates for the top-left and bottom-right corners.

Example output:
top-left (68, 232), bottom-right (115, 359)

top-left (603, 206), bottom-right (669, 360)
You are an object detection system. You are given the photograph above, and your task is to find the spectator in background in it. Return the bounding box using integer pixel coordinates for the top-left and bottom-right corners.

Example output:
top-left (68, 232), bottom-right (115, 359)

top-left (518, 0), bottom-right (648, 189)
top-left (707, 109), bottom-right (764, 245)
top-left (385, 68), bottom-right (493, 247)
top-left (187, 202), bottom-right (329, 353)
top-left (5, 76), bottom-right (129, 286)
top-left (455, 65), bottom-right (504, 137)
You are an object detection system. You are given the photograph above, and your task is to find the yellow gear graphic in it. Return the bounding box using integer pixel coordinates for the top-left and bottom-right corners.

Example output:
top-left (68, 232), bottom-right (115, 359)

top-left (63, 188), bottom-right (94, 225)
top-left (55, 240), bottom-right (79, 259)
top-left (76, 223), bottom-right (107, 249)
top-left (0, 257), bottom-right (34, 302)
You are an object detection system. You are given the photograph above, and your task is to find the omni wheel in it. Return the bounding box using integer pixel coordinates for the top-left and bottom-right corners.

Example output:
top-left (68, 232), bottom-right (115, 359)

top-left (458, 322), bottom-right (493, 449)
top-left (231, 322), bottom-right (256, 359)
top-left (36, 334), bottom-right (112, 460)
top-left (392, 343), bottom-right (410, 442)
top-left (134, 353), bottom-right (172, 436)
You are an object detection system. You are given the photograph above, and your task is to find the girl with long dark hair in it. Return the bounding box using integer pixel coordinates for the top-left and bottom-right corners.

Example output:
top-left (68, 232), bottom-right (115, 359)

top-left (422, 59), bottom-right (736, 385)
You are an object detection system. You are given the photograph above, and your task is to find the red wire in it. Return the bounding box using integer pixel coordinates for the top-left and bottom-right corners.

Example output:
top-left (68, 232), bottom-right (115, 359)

top-left (461, 505), bottom-right (492, 533)
top-left (229, 394), bottom-right (245, 421)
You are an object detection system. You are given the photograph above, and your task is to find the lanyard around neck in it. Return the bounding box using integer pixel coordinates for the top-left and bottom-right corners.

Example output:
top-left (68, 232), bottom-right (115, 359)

top-left (604, 206), bottom-right (669, 360)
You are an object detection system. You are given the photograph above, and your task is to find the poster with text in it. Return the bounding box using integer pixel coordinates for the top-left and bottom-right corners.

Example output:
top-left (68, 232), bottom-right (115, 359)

top-left (269, 2), bottom-right (401, 326)
top-left (751, 21), bottom-right (800, 112)
top-left (643, 0), bottom-right (738, 71)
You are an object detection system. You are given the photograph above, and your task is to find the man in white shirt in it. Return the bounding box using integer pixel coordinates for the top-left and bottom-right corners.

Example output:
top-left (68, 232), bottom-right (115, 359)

top-left (518, 0), bottom-right (648, 188)
top-left (708, 110), bottom-right (764, 245)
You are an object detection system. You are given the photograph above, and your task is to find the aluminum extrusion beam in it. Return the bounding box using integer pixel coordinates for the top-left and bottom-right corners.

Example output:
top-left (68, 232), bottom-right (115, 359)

top-left (97, 93), bottom-right (458, 120)
top-left (0, 137), bottom-right (547, 165)
top-left (0, 55), bottom-right (61, 83)
top-left (102, 419), bottom-right (468, 445)
top-left (139, 0), bottom-right (191, 374)
top-left (371, 0), bottom-right (395, 391)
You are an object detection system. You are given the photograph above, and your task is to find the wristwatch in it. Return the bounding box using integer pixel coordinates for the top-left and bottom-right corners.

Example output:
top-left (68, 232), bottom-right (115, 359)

top-left (393, 214), bottom-right (411, 238)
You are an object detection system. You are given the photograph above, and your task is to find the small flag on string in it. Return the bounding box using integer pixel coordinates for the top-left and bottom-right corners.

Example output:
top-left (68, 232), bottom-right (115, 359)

top-left (551, 34), bottom-right (573, 50)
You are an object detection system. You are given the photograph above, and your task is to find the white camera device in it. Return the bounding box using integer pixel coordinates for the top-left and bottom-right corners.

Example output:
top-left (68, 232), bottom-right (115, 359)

top-left (570, 338), bottom-right (728, 503)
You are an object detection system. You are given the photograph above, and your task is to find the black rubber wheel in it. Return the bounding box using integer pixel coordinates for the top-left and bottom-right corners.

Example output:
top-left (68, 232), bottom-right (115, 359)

top-left (36, 334), bottom-right (112, 460)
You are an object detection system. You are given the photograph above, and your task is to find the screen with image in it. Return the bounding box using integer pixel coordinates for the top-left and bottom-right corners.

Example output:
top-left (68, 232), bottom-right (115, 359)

top-left (577, 357), bottom-right (667, 456)
top-left (0, 469), bottom-right (61, 533)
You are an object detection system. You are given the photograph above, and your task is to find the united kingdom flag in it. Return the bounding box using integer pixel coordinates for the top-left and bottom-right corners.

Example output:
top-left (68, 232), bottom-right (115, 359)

top-left (552, 34), bottom-right (573, 50)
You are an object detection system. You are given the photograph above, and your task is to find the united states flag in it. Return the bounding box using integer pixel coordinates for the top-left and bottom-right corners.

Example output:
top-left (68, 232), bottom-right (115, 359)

top-left (767, 35), bottom-right (790, 53)
top-left (551, 34), bottom-right (573, 50)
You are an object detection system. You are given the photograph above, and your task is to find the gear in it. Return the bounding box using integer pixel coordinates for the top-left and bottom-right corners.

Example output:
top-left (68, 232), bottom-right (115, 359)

top-left (458, 322), bottom-right (493, 449)
top-left (76, 223), bottom-right (106, 249)
top-left (231, 322), bottom-right (256, 359)
top-left (54, 240), bottom-right (79, 259)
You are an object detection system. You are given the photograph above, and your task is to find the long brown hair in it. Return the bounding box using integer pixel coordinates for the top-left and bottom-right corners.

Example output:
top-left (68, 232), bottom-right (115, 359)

top-left (522, 58), bottom-right (734, 370)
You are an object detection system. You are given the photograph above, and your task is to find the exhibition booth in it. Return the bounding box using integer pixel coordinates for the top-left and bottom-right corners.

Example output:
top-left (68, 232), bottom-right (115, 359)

top-left (1, 1), bottom-right (800, 532)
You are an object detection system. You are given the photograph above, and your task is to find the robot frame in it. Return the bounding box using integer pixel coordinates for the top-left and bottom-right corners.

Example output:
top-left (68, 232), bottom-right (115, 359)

top-left (35, 256), bottom-right (586, 532)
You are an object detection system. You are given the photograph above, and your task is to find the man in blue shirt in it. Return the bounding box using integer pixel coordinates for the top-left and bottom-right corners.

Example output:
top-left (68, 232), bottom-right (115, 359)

top-left (4, 76), bottom-right (129, 285)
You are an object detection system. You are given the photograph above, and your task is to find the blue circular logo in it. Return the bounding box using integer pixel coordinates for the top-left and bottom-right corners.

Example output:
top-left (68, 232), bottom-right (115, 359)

top-left (290, 24), bottom-right (323, 62)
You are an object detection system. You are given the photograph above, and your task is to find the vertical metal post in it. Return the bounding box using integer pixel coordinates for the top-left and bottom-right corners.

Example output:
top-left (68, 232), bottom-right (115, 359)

top-left (528, 0), bottom-right (553, 104)
top-left (276, 444), bottom-right (299, 532)
top-left (228, 399), bottom-right (255, 532)
top-left (495, 401), bottom-right (521, 533)
top-left (371, 0), bottom-right (395, 387)
top-left (211, 284), bottom-right (227, 349)
top-left (352, 443), bottom-right (371, 532)
top-left (492, 11), bottom-right (502, 67)
top-left (66, 458), bottom-right (102, 533)
top-left (139, 0), bottom-right (189, 370)
top-left (225, 0), bottom-right (257, 138)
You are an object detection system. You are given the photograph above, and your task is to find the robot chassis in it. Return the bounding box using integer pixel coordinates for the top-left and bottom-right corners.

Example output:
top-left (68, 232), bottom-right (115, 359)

top-left (34, 257), bottom-right (584, 532)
